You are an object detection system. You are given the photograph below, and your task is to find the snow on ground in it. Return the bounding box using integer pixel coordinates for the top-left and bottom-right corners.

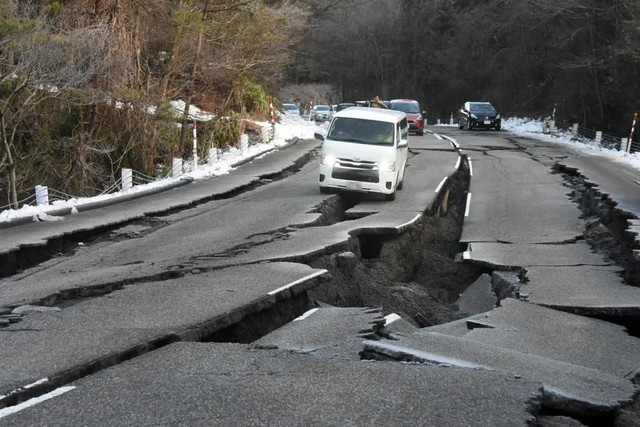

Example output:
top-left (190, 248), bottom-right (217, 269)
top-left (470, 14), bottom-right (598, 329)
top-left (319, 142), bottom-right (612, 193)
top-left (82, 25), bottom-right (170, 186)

top-left (0, 114), bottom-right (320, 224)
top-left (2, 114), bottom-right (638, 224)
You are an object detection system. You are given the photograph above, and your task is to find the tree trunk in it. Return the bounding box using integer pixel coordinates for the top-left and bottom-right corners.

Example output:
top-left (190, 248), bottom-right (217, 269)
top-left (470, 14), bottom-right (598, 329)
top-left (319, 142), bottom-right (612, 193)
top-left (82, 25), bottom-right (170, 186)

top-left (1, 115), bottom-right (18, 209)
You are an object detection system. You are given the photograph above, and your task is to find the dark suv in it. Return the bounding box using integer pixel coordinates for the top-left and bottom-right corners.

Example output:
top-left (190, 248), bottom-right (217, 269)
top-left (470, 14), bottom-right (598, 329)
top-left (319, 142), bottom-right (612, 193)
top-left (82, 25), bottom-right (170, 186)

top-left (389, 99), bottom-right (426, 135)
top-left (458, 101), bottom-right (501, 130)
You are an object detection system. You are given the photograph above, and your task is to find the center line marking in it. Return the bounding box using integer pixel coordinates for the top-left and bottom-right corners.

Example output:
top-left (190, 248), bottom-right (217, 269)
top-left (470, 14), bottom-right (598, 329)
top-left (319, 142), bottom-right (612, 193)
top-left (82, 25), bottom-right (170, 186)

top-left (465, 193), bottom-right (472, 217)
top-left (468, 158), bottom-right (473, 176)
top-left (435, 177), bottom-right (448, 193)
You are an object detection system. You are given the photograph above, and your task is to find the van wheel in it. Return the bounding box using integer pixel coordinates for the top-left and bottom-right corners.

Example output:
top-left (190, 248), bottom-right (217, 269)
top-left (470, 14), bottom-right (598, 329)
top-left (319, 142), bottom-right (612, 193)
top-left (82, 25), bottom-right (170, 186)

top-left (385, 192), bottom-right (396, 201)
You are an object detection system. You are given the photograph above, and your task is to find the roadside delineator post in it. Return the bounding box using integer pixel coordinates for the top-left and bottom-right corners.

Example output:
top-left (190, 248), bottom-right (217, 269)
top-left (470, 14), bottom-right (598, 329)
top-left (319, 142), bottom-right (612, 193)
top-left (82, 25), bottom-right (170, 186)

top-left (269, 96), bottom-right (275, 142)
top-left (449, 113), bottom-right (454, 125)
top-left (192, 121), bottom-right (198, 171)
top-left (571, 123), bottom-right (579, 138)
top-left (595, 131), bottom-right (602, 146)
top-left (627, 112), bottom-right (638, 153)
top-left (269, 96), bottom-right (275, 123)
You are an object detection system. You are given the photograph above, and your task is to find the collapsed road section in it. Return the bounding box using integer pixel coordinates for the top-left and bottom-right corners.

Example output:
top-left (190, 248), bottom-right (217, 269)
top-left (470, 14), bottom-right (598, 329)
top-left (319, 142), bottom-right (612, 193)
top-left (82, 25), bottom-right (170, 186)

top-left (2, 129), bottom-right (638, 426)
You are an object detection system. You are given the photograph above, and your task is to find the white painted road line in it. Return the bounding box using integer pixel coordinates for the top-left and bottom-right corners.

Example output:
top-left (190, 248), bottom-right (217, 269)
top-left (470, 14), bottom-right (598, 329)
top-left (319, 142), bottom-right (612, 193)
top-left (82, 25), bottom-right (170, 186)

top-left (468, 158), bottom-right (473, 176)
top-left (268, 270), bottom-right (328, 296)
top-left (435, 177), bottom-right (448, 193)
top-left (465, 193), bottom-right (472, 217)
top-left (294, 308), bottom-right (319, 321)
top-left (435, 134), bottom-right (444, 140)
top-left (455, 157), bottom-right (461, 170)
top-left (395, 213), bottom-right (422, 231)
top-left (0, 386), bottom-right (76, 419)
top-left (384, 313), bottom-right (402, 325)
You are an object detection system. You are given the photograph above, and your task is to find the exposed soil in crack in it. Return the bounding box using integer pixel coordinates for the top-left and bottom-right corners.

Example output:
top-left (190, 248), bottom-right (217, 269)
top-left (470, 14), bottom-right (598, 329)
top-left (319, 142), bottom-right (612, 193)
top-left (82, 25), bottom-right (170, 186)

top-left (305, 160), bottom-right (485, 327)
top-left (554, 163), bottom-right (640, 288)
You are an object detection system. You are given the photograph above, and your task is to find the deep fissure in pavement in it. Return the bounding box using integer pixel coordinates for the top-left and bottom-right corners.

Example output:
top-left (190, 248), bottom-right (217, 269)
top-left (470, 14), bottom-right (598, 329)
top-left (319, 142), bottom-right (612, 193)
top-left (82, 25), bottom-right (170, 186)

top-left (554, 163), bottom-right (640, 335)
top-left (303, 160), bottom-right (485, 327)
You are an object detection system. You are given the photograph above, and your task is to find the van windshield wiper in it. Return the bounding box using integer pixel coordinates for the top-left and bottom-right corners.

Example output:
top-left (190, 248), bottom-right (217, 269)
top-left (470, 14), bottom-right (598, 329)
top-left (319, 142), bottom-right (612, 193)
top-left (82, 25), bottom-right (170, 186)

top-left (332, 137), bottom-right (365, 143)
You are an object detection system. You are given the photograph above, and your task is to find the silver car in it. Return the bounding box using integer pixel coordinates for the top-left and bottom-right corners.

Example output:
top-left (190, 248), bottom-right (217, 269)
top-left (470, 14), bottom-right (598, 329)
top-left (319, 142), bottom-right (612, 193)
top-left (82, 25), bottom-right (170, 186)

top-left (310, 104), bottom-right (332, 122)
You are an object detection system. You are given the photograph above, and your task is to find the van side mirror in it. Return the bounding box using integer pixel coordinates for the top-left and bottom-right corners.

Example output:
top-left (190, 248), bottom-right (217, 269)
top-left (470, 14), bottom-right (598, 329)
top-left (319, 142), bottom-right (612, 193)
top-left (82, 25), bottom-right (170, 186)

top-left (314, 131), bottom-right (325, 141)
top-left (398, 140), bottom-right (408, 148)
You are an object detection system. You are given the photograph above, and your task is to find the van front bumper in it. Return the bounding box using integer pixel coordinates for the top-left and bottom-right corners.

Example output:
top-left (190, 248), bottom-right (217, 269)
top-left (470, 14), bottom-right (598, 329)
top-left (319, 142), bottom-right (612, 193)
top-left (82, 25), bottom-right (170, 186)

top-left (318, 164), bottom-right (396, 194)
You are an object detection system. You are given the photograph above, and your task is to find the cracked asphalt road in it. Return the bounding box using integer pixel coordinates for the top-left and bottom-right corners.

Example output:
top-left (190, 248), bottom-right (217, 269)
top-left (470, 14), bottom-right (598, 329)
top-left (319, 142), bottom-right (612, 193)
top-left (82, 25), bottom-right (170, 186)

top-left (1, 129), bottom-right (639, 426)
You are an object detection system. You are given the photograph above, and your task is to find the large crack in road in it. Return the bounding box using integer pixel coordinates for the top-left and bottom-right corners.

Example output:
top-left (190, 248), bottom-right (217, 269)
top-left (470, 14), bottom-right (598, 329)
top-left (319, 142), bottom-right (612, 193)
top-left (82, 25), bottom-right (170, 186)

top-left (2, 134), bottom-right (639, 425)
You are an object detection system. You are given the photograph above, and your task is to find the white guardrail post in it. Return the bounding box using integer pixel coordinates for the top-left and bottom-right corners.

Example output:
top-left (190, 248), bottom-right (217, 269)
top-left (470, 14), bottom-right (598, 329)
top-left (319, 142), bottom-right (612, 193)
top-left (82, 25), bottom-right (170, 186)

top-left (621, 138), bottom-right (628, 152)
top-left (209, 146), bottom-right (218, 164)
top-left (595, 131), bottom-right (602, 146)
top-left (572, 123), bottom-right (579, 137)
top-left (240, 134), bottom-right (249, 153)
top-left (172, 158), bottom-right (183, 177)
top-left (35, 185), bottom-right (49, 206)
top-left (121, 168), bottom-right (132, 190)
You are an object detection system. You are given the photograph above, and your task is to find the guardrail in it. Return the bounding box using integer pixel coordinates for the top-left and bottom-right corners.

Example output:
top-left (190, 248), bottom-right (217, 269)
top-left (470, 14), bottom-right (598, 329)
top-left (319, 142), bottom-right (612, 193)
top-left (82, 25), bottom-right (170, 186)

top-left (1, 123), bottom-right (276, 215)
top-left (546, 120), bottom-right (640, 153)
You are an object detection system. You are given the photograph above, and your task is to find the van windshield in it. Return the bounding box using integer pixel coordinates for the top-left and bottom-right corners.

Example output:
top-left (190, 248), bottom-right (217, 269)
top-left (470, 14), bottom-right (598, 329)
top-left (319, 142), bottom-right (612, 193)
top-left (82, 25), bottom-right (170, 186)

top-left (327, 117), bottom-right (394, 145)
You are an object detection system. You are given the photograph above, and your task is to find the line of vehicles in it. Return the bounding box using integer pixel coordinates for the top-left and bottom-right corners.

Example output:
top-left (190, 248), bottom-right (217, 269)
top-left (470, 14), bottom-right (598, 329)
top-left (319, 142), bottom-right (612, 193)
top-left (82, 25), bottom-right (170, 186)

top-left (283, 98), bottom-right (500, 201)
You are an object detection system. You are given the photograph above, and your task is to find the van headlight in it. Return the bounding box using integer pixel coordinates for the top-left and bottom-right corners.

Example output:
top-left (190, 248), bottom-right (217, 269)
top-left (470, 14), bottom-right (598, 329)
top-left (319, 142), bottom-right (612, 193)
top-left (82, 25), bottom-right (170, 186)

top-left (470, 113), bottom-right (478, 119)
top-left (321, 154), bottom-right (336, 166)
top-left (379, 160), bottom-right (396, 172)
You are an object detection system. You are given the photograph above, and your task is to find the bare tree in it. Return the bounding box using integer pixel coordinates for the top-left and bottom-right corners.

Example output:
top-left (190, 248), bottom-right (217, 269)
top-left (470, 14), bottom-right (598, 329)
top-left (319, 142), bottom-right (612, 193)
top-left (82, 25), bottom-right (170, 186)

top-left (0, 6), bottom-right (109, 208)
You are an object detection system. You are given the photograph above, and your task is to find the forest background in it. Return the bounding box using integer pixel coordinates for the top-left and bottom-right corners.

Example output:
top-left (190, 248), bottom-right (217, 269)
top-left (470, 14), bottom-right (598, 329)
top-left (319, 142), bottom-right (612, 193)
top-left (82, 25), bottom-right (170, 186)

top-left (2, 0), bottom-right (639, 208)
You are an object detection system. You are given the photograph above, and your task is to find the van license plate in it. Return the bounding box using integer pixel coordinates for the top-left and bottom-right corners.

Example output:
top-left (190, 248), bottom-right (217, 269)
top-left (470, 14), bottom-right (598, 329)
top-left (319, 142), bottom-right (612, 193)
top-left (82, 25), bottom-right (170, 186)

top-left (348, 181), bottom-right (362, 190)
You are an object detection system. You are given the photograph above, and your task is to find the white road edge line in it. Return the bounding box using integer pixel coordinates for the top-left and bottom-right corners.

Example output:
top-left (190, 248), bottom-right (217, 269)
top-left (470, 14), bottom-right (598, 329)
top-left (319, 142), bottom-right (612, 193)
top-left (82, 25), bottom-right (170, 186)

top-left (469, 158), bottom-right (473, 176)
top-left (268, 270), bottom-right (328, 296)
top-left (294, 308), bottom-right (319, 321)
top-left (454, 157), bottom-right (461, 170)
top-left (384, 313), bottom-right (402, 325)
top-left (0, 386), bottom-right (76, 419)
top-left (465, 193), bottom-right (472, 217)
top-left (395, 213), bottom-right (422, 231)
top-left (435, 134), bottom-right (444, 140)
top-left (435, 177), bottom-right (448, 193)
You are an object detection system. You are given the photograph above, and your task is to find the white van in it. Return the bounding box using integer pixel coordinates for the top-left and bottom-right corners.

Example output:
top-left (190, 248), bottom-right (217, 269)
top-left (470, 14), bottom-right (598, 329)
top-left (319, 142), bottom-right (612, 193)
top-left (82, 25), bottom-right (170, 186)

top-left (314, 107), bottom-right (409, 200)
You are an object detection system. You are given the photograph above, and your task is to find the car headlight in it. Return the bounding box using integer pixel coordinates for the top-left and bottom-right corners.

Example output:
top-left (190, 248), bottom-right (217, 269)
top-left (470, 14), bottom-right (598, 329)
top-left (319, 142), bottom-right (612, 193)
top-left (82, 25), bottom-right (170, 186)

top-left (321, 154), bottom-right (336, 166)
top-left (470, 114), bottom-right (478, 119)
top-left (496, 114), bottom-right (501, 120)
top-left (379, 160), bottom-right (396, 172)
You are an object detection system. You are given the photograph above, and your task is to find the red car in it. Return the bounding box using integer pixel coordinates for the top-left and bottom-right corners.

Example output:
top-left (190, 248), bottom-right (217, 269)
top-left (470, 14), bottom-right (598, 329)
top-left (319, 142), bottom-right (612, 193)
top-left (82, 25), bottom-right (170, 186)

top-left (389, 99), bottom-right (426, 136)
